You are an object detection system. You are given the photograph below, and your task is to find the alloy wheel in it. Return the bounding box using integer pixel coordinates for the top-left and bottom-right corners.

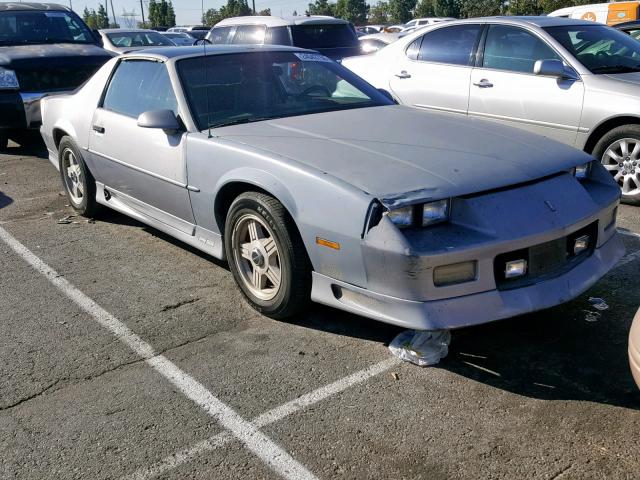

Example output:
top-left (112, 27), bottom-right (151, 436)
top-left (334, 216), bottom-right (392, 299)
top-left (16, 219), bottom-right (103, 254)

top-left (231, 213), bottom-right (282, 301)
top-left (602, 138), bottom-right (640, 197)
top-left (61, 147), bottom-right (84, 204)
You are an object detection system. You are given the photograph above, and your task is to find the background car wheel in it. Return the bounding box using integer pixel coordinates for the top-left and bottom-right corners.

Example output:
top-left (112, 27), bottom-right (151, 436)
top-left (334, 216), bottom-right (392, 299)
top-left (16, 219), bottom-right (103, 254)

top-left (58, 136), bottom-right (100, 217)
top-left (224, 192), bottom-right (311, 319)
top-left (593, 125), bottom-right (640, 205)
top-left (0, 131), bottom-right (8, 151)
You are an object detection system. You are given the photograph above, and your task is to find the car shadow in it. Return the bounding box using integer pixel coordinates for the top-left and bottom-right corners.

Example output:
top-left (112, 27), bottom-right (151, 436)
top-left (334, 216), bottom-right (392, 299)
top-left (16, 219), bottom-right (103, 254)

top-left (91, 208), bottom-right (640, 409)
top-left (4, 133), bottom-right (48, 159)
top-left (440, 301), bottom-right (640, 410)
top-left (0, 191), bottom-right (13, 209)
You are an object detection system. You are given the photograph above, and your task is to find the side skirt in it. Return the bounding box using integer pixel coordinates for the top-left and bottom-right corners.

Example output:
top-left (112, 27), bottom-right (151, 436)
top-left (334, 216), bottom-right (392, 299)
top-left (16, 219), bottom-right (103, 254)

top-left (95, 182), bottom-right (224, 260)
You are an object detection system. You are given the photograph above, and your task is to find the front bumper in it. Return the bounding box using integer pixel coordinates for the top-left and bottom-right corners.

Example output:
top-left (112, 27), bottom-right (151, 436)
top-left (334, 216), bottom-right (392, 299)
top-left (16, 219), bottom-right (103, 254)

top-left (311, 169), bottom-right (624, 330)
top-left (0, 91), bottom-right (67, 130)
top-left (630, 307), bottom-right (640, 390)
top-left (311, 232), bottom-right (624, 330)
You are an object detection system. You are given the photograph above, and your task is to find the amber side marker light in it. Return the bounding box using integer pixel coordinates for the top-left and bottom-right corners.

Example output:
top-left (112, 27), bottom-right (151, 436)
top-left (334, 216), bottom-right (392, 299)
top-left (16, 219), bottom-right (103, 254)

top-left (316, 237), bottom-right (341, 250)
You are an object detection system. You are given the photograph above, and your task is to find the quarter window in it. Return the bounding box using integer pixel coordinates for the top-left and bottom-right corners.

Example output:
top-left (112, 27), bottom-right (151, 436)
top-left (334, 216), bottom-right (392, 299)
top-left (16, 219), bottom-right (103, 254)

top-left (208, 26), bottom-right (233, 44)
top-left (232, 24), bottom-right (266, 44)
top-left (103, 60), bottom-right (178, 118)
top-left (483, 25), bottom-right (561, 73)
top-left (416, 24), bottom-right (482, 66)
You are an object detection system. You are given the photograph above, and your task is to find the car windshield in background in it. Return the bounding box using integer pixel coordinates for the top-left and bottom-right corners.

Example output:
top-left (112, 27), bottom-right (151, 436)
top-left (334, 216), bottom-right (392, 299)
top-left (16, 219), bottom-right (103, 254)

top-left (107, 31), bottom-right (174, 47)
top-left (545, 24), bottom-right (640, 74)
top-left (290, 24), bottom-right (359, 48)
top-left (0, 10), bottom-right (94, 46)
top-left (177, 51), bottom-right (393, 130)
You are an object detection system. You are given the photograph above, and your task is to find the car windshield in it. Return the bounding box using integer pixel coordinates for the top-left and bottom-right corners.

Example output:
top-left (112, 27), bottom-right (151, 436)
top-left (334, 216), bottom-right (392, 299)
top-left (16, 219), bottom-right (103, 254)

top-left (545, 24), bottom-right (640, 74)
top-left (0, 10), bottom-right (94, 46)
top-left (177, 51), bottom-right (393, 130)
top-left (290, 24), bottom-right (359, 49)
top-left (107, 31), bottom-right (175, 47)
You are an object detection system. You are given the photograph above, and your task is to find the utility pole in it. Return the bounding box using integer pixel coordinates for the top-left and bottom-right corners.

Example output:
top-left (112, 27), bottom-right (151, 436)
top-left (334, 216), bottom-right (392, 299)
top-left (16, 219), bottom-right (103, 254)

top-left (252, 0), bottom-right (256, 14)
top-left (201, 0), bottom-right (204, 24)
top-left (105, 1), bottom-right (110, 27)
top-left (110, 0), bottom-right (116, 26)
top-left (69, 0), bottom-right (72, 10)
top-left (140, 0), bottom-right (145, 26)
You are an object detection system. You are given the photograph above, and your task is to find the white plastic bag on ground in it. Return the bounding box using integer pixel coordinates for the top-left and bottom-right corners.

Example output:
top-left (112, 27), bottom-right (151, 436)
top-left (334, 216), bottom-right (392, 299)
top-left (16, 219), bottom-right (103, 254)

top-left (388, 329), bottom-right (451, 367)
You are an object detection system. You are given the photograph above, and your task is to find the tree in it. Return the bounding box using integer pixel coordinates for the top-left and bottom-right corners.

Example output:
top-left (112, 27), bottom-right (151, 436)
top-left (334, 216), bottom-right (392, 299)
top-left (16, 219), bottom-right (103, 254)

top-left (388, 0), bottom-right (416, 23)
top-left (83, 7), bottom-right (98, 29)
top-left (414, 0), bottom-right (435, 17)
top-left (434, 0), bottom-right (460, 17)
top-left (459, 0), bottom-right (501, 18)
top-left (507, 0), bottom-right (543, 15)
top-left (539, 0), bottom-right (591, 13)
top-left (148, 0), bottom-right (177, 28)
top-left (167, 1), bottom-right (176, 27)
top-left (306, 0), bottom-right (336, 16)
top-left (202, 0), bottom-right (251, 27)
top-left (258, 8), bottom-right (272, 15)
top-left (335, 0), bottom-right (368, 24)
top-left (292, 9), bottom-right (298, 15)
top-left (368, 1), bottom-right (389, 23)
top-left (96, 4), bottom-right (110, 29)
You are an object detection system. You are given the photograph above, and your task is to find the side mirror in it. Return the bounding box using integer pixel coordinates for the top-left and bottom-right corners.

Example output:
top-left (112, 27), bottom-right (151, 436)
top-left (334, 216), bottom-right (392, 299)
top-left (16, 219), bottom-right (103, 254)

top-left (137, 109), bottom-right (181, 134)
top-left (534, 59), bottom-right (579, 80)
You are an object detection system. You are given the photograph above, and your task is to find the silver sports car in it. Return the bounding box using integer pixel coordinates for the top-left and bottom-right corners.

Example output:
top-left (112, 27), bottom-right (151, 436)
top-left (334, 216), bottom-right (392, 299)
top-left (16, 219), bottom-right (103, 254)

top-left (40, 45), bottom-right (624, 329)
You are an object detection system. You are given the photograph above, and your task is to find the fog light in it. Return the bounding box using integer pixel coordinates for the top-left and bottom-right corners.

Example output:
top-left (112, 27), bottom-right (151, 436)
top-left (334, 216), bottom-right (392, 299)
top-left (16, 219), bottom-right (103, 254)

top-left (505, 259), bottom-right (527, 279)
top-left (573, 235), bottom-right (590, 255)
top-left (433, 261), bottom-right (477, 287)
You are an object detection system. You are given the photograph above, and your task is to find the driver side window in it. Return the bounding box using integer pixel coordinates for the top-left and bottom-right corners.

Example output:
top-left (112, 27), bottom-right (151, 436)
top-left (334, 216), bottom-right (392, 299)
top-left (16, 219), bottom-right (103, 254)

top-left (103, 60), bottom-right (178, 118)
top-left (483, 25), bottom-right (561, 73)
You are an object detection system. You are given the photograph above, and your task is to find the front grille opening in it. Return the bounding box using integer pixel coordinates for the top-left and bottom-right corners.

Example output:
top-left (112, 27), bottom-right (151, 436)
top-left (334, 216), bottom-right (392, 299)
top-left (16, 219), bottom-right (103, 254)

top-left (494, 221), bottom-right (598, 290)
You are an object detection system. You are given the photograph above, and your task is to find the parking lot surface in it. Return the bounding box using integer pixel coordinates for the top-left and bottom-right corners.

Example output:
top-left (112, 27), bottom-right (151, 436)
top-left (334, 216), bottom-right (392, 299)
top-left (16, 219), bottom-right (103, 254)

top-left (1, 140), bottom-right (639, 480)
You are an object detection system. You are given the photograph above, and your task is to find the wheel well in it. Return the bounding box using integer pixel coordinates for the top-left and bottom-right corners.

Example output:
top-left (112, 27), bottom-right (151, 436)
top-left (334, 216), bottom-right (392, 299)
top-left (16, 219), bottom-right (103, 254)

top-left (584, 116), bottom-right (640, 154)
top-left (52, 128), bottom-right (69, 150)
top-left (214, 182), bottom-right (272, 234)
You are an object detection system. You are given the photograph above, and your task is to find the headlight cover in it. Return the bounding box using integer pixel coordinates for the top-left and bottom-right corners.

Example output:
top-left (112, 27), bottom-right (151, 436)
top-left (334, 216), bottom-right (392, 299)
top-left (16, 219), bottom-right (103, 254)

top-left (573, 161), bottom-right (593, 181)
top-left (0, 68), bottom-right (19, 90)
top-left (387, 199), bottom-right (450, 228)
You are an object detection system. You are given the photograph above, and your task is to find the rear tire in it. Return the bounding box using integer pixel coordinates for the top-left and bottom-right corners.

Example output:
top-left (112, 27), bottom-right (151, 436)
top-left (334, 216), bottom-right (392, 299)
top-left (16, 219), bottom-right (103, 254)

top-left (224, 192), bottom-right (311, 319)
top-left (592, 125), bottom-right (640, 205)
top-left (58, 136), bottom-right (100, 217)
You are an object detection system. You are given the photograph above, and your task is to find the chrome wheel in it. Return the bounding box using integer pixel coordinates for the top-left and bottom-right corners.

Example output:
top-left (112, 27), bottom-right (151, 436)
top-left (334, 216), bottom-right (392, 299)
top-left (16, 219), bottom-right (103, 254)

top-left (232, 214), bottom-right (281, 301)
top-left (602, 138), bottom-right (640, 197)
top-left (61, 147), bottom-right (84, 204)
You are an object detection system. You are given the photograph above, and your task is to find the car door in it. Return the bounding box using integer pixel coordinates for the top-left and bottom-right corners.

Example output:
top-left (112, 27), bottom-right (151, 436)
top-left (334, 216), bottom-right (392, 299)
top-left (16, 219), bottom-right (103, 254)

top-left (388, 23), bottom-right (483, 115)
top-left (468, 24), bottom-right (584, 146)
top-left (87, 58), bottom-right (196, 234)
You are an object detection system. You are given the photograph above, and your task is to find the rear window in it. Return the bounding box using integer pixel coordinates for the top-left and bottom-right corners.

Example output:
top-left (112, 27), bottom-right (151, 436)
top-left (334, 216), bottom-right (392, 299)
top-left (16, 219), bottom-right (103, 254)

top-left (290, 24), bottom-right (359, 49)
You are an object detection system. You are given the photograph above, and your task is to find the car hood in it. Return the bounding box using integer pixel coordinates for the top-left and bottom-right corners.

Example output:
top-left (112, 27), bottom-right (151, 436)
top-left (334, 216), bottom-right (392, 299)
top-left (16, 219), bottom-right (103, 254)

top-left (213, 105), bottom-right (591, 204)
top-left (603, 71), bottom-right (640, 86)
top-left (0, 43), bottom-right (113, 68)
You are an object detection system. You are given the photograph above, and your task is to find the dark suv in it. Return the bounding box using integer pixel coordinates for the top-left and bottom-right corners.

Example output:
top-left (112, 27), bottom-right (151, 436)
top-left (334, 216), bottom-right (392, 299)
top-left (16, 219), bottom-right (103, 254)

top-left (0, 2), bottom-right (113, 149)
top-left (205, 16), bottom-right (361, 61)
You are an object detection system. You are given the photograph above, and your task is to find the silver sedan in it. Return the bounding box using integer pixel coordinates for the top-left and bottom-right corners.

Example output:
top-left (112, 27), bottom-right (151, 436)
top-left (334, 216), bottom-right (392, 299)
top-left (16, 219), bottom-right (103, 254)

top-left (343, 16), bottom-right (640, 204)
top-left (40, 46), bottom-right (623, 329)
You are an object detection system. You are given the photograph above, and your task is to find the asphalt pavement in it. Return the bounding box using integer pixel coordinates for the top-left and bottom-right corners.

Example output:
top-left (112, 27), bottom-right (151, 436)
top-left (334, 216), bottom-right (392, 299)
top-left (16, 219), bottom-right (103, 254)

top-left (1, 139), bottom-right (639, 480)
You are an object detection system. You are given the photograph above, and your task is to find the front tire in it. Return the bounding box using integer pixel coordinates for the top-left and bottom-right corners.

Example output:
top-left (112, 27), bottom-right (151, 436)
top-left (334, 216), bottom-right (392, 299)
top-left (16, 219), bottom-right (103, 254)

top-left (58, 136), bottom-right (100, 217)
top-left (224, 192), bottom-right (311, 319)
top-left (593, 125), bottom-right (640, 205)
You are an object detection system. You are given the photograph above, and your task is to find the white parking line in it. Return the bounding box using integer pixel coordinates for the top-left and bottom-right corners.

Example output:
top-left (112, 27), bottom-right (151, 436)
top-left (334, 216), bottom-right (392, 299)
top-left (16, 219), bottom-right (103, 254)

top-left (0, 225), bottom-right (317, 480)
top-left (123, 358), bottom-right (399, 480)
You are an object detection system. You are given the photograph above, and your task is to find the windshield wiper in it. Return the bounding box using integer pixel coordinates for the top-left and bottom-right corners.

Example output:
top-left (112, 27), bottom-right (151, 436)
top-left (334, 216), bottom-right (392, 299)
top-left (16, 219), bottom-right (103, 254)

top-left (208, 116), bottom-right (270, 129)
top-left (591, 64), bottom-right (640, 73)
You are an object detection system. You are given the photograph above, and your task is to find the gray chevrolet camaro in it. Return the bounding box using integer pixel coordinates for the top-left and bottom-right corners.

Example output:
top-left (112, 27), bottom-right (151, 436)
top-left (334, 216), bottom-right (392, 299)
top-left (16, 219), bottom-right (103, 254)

top-left (40, 45), bottom-right (625, 329)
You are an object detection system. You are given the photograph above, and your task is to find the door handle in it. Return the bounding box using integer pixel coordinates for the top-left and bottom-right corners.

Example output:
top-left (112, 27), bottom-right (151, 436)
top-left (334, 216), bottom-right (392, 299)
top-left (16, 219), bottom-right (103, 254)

top-left (395, 70), bottom-right (411, 79)
top-left (473, 79), bottom-right (493, 88)
top-left (92, 125), bottom-right (105, 134)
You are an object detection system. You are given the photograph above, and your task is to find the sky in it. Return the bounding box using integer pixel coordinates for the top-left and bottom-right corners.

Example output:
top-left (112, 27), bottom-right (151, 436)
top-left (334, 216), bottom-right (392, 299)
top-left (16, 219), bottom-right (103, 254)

top-left (62, 0), bottom-right (310, 25)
